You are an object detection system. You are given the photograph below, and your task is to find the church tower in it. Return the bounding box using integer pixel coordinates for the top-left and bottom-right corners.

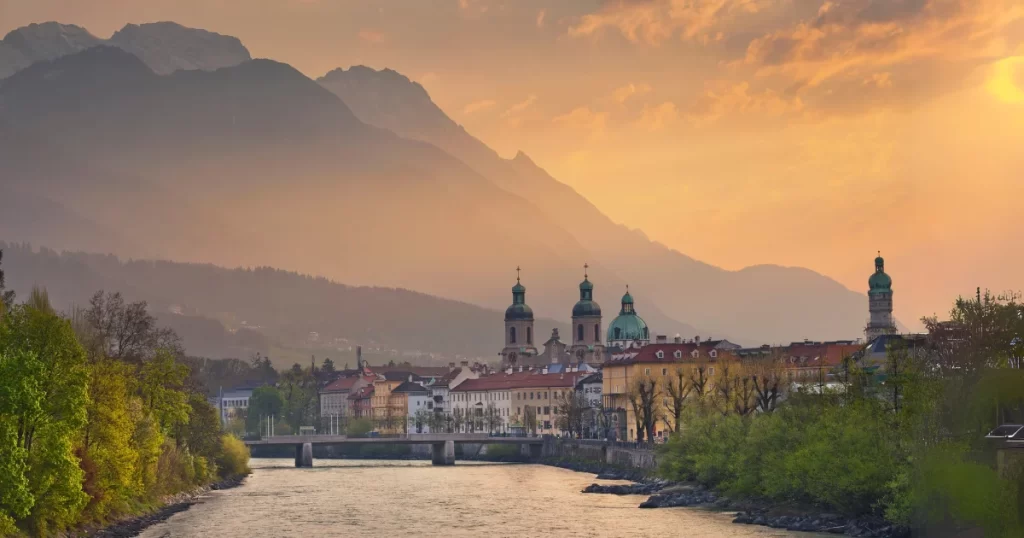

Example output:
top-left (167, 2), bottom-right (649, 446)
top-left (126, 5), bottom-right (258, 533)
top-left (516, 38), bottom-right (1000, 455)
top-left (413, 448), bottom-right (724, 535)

top-left (569, 264), bottom-right (605, 364)
top-left (501, 267), bottom-right (537, 367)
top-left (865, 252), bottom-right (896, 342)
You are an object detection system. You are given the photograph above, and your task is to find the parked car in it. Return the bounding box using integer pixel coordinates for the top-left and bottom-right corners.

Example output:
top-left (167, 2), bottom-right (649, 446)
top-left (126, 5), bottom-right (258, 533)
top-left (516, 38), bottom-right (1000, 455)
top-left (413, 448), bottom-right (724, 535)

top-left (985, 424), bottom-right (1024, 439)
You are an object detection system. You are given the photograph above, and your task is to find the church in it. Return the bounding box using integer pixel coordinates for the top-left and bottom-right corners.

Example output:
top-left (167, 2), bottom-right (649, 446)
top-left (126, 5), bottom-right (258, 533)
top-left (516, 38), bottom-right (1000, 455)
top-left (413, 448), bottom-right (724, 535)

top-left (500, 266), bottom-right (651, 368)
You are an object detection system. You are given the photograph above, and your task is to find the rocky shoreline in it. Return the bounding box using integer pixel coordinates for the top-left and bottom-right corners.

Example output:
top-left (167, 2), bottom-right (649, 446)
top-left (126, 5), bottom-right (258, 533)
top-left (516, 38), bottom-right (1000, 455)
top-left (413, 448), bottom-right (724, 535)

top-left (567, 461), bottom-right (909, 538)
top-left (71, 475), bottom-right (247, 538)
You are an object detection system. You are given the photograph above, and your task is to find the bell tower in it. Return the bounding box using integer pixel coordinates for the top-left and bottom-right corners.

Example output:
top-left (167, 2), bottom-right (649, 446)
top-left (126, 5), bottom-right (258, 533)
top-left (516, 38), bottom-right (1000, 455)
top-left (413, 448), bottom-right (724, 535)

top-left (866, 252), bottom-right (896, 342)
top-left (501, 267), bottom-right (537, 367)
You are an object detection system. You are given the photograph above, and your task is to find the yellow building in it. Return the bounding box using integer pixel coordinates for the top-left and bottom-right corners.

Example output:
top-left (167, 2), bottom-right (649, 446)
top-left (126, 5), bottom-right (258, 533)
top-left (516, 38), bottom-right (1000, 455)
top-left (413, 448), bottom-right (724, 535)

top-left (371, 373), bottom-right (420, 432)
top-left (603, 341), bottom-right (739, 441)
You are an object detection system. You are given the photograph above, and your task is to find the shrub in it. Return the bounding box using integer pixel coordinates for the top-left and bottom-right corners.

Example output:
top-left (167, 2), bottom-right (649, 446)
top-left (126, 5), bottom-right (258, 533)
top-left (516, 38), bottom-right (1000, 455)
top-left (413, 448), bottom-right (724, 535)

top-left (217, 435), bottom-right (251, 478)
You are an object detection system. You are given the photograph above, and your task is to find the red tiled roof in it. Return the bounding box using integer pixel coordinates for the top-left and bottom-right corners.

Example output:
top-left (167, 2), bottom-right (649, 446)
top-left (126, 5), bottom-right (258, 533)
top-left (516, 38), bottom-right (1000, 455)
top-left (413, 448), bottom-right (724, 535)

top-left (347, 385), bottom-right (374, 400)
top-left (451, 371), bottom-right (578, 392)
top-left (323, 375), bottom-right (373, 393)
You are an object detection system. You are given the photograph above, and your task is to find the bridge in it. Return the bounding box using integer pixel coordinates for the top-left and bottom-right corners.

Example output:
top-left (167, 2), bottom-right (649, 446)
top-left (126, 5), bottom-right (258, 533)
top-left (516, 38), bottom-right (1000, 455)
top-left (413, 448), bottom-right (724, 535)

top-left (243, 433), bottom-right (547, 467)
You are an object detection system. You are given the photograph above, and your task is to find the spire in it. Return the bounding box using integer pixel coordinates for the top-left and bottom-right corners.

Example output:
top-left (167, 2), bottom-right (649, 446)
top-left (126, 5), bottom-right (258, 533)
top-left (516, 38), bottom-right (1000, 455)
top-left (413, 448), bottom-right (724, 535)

top-left (584, 263), bottom-right (589, 280)
top-left (516, 265), bottom-right (521, 284)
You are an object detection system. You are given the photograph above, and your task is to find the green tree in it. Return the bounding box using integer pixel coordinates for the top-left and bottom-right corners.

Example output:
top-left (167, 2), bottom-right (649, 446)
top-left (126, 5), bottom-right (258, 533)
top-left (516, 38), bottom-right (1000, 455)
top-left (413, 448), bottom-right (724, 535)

top-left (138, 350), bottom-right (192, 433)
top-left (81, 358), bottom-right (140, 521)
top-left (246, 386), bottom-right (285, 434)
top-left (0, 348), bottom-right (42, 535)
top-left (0, 302), bottom-right (90, 535)
top-left (0, 249), bottom-right (15, 316)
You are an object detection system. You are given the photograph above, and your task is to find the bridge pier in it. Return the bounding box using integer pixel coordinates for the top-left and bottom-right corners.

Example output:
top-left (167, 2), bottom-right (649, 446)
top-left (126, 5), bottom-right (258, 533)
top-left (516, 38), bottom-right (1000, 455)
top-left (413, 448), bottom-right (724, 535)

top-left (431, 440), bottom-right (455, 466)
top-left (521, 443), bottom-right (542, 461)
top-left (295, 443), bottom-right (313, 468)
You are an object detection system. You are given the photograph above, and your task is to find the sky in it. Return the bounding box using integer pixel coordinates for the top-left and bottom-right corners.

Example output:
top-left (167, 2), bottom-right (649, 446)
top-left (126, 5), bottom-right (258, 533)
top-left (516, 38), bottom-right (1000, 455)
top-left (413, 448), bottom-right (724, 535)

top-left (3, 0), bottom-right (1023, 329)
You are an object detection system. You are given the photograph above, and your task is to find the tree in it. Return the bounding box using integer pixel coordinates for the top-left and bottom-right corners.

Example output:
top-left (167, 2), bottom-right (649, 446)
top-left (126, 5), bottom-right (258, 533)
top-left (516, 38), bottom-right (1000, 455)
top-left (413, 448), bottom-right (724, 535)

top-left (0, 302), bottom-right (90, 534)
top-left (0, 249), bottom-right (15, 316)
top-left (483, 403), bottom-right (502, 434)
top-left (554, 391), bottom-right (586, 438)
top-left (687, 362), bottom-right (712, 403)
top-left (0, 348), bottom-right (41, 535)
top-left (246, 386), bottom-right (284, 434)
top-left (523, 406), bottom-right (538, 436)
top-left (138, 350), bottom-right (192, 433)
top-left (84, 291), bottom-right (182, 363)
top-left (627, 376), bottom-right (661, 443)
top-left (665, 366), bottom-right (693, 433)
top-left (749, 354), bottom-right (787, 413)
top-left (322, 357), bottom-right (336, 374)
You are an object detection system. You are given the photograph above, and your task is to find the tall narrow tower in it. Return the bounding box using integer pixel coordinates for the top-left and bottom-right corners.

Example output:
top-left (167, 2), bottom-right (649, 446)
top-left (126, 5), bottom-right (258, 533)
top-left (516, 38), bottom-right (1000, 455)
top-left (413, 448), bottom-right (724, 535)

top-left (866, 252), bottom-right (896, 342)
top-left (501, 267), bottom-right (537, 367)
top-left (570, 264), bottom-right (605, 364)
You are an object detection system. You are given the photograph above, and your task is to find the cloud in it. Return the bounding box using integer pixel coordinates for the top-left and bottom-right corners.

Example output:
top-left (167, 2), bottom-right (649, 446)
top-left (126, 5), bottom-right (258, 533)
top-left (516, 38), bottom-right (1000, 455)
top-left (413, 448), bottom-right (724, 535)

top-left (688, 81), bottom-right (804, 124)
top-left (612, 82), bottom-right (653, 103)
top-left (635, 101), bottom-right (680, 130)
top-left (357, 29), bottom-right (386, 44)
top-left (742, 0), bottom-right (1024, 91)
top-left (569, 0), bottom-right (775, 45)
top-left (463, 99), bottom-right (497, 114)
top-left (537, 9), bottom-right (547, 28)
top-left (553, 106), bottom-right (609, 140)
top-left (862, 72), bottom-right (892, 88)
top-left (501, 94), bottom-right (538, 126)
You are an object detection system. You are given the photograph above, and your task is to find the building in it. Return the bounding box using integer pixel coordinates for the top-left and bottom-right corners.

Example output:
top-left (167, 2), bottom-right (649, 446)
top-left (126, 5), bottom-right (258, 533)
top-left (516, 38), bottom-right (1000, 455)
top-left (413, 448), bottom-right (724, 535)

top-left (866, 252), bottom-right (896, 342)
top-left (348, 385), bottom-right (374, 419)
top-left (219, 388), bottom-right (254, 425)
top-left (606, 288), bottom-right (649, 351)
top-left (392, 380), bottom-right (433, 433)
top-left (319, 375), bottom-right (373, 419)
top-left (576, 372), bottom-right (604, 438)
top-left (449, 374), bottom-right (515, 434)
top-left (603, 341), bottom-right (738, 441)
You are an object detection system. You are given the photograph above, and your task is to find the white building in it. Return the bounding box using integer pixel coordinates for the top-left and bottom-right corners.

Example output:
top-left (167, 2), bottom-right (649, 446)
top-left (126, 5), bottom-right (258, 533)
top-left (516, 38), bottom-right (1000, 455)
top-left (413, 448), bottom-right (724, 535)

top-left (219, 388), bottom-right (253, 425)
top-left (449, 376), bottom-right (513, 434)
top-left (320, 375), bottom-right (372, 418)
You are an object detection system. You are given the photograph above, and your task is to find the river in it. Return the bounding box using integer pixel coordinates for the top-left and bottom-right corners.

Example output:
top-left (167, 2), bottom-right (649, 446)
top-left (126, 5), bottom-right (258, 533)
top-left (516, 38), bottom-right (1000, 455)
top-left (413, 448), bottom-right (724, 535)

top-left (138, 458), bottom-right (823, 537)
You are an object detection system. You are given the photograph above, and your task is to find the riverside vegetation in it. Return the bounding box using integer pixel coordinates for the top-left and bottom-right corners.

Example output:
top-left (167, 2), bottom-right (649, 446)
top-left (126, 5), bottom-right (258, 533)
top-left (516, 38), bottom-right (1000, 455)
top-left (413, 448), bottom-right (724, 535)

top-left (656, 291), bottom-right (1024, 537)
top-left (0, 252), bottom-right (250, 537)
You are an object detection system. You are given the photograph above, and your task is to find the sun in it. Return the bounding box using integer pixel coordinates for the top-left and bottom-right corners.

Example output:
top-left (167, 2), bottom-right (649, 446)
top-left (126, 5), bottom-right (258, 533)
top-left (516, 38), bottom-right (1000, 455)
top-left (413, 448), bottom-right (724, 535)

top-left (986, 56), bottom-right (1024, 105)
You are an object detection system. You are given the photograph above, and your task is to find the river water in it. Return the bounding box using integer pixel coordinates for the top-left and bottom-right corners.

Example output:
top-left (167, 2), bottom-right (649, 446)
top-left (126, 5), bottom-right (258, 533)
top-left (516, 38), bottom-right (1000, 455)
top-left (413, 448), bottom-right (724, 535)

top-left (139, 458), bottom-right (821, 537)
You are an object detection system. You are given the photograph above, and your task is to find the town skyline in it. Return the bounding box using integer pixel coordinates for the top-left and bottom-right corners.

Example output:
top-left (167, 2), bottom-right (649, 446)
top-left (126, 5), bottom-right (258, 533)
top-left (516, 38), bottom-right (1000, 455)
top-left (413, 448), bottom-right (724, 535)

top-left (4, 0), bottom-right (1023, 329)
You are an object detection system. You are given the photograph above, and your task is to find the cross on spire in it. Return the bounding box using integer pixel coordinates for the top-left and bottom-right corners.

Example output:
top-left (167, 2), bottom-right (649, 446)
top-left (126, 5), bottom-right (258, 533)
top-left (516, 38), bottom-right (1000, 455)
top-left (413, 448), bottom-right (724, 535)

top-left (584, 263), bottom-right (589, 279)
top-left (516, 266), bottom-right (521, 283)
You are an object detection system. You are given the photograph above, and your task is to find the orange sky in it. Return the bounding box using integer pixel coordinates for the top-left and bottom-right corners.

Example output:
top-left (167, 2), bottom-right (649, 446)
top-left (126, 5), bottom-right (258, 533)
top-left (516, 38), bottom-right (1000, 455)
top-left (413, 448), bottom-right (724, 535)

top-left (3, 0), bottom-right (1023, 329)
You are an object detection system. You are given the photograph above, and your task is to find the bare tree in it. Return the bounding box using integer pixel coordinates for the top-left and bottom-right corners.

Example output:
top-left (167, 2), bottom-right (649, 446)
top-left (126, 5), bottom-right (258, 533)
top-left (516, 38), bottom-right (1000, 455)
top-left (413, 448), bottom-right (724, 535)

top-left (627, 376), bottom-right (661, 443)
top-left (523, 405), bottom-right (538, 436)
top-left (554, 391), bottom-right (586, 438)
top-left (85, 290), bottom-right (182, 362)
top-left (687, 362), bottom-right (712, 403)
top-left (664, 366), bottom-right (693, 433)
top-left (749, 354), bottom-right (786, 413)
top-left (483, 403), bottom-right (502, 434)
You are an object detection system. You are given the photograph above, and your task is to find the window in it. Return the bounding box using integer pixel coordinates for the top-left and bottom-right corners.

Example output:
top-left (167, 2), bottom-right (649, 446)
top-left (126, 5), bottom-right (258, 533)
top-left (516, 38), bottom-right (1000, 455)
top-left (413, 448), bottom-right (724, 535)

top-left (674, 350), bottom-right (682, 359)
top-left (544, 406), bottom-right (550, 415)
top-left (614, 327), bottom-right (621, 339)
top-left (510, 326), bottom-right (517, 344)
top-left (530, 392), bottom-right (534, 399)
top-left (708, 367), bottom-right (715, 376)
top-left (527, 326), bottom-right (532, 344)
top-left (710, 350), bottom-right (718, 358)
top-left (594, 324), bottom-right (600, 342)
top-left (691, 350), bottom-right (699, 358)
top-left (656, 350), bottom-right (664, 359)
top-left (577, 324), bottom-right (584, 342)
top-left (661, 368), bottom-right (667, 376)
top-left (644, 367), bottom-right (651, 375)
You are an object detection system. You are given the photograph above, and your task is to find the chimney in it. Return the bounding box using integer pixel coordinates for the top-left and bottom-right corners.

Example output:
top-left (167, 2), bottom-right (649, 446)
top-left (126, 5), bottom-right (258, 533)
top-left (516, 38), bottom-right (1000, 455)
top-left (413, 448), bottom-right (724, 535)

top-left (695, 335), bottom-right (701, 345)
top-left (460, 360), bottom-right (469, 367)
top-left (449, 362), bottom-right (455, 371)
top-left (673, 335), bottom-right (682, 344)
top-left (656, 335), bottom-right (668, 344)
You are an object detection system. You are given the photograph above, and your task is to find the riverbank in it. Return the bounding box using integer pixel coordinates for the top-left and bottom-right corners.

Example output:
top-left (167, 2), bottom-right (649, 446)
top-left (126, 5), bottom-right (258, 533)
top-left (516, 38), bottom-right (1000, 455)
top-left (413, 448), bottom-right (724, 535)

top-left (70, 475), bottom-right (248, 538)
top-left (553, 455), bottom-right (909, 538)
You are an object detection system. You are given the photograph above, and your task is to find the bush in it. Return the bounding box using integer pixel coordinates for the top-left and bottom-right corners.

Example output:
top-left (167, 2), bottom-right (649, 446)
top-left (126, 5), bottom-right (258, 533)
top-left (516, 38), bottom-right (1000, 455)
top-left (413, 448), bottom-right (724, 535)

top-left (347, 418), bottom-right (373, 438)
top-left (216, 435), bottom-right (251, 478)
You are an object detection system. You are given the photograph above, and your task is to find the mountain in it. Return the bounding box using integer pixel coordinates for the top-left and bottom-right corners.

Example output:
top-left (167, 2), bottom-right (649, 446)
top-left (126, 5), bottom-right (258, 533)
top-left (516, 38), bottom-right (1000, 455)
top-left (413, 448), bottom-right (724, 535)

top-left (319, 66), bottom-right (871, 344)
top-left (0, 242), bottom-right (567, 366)
top-left (0, 45), bottom-right (693, 340)
top-left (0, 21), bottom-right (249, 79)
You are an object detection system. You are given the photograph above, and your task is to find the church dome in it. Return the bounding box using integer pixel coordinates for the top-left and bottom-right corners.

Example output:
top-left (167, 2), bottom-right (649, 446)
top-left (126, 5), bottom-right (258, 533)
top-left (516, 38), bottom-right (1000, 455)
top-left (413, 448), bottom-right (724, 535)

top-left (869, 254), bottom-right (892, 295)
top-left (505, 303), bottom-right (534, 320)
top-left (572, 273), bottom-right (601, 317)
top-left (607, 288), bottom-right (648, 342)
top-left (572, 299), bottom-right (602, 318)
top-left (506, 267), bottom-right (533, 320)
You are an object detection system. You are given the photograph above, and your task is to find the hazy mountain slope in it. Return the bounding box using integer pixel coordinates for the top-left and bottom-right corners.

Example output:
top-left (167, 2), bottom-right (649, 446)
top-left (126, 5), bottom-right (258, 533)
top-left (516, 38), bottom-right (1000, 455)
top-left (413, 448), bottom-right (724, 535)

top-left (320, 66), bottom-right (869, 343)
top-left (0, 243), bottom-right (566, 362)
top-left (0, 47), bottom-right (675, 335)
top-left (0, 21), bottom-right (249, 79)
